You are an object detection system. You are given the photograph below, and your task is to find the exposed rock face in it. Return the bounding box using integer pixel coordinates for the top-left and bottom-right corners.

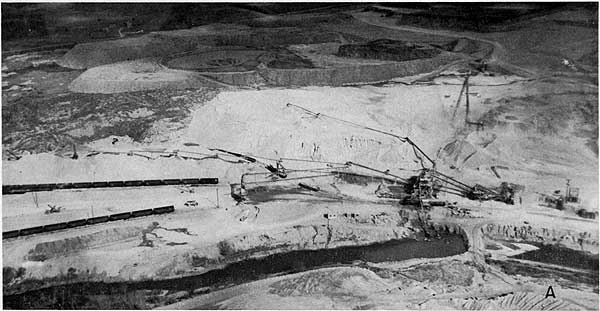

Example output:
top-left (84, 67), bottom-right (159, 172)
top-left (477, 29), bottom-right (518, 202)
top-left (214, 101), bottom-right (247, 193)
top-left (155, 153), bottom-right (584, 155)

top-left (337, 39), bottom-right (441, 61)
top-left (482, 223), bottom-right (598, 254)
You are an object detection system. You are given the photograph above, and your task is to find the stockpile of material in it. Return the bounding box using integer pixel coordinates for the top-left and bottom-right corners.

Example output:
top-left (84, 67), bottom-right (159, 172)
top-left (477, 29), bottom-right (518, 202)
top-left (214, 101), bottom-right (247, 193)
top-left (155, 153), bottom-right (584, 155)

top-left (68, 59), bottom-right (219, 93)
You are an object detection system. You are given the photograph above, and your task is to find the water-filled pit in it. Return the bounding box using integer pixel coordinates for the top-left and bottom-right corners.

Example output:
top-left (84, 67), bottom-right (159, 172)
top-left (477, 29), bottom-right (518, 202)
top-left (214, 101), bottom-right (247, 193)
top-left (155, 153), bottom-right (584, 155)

top-left (4, 233), bottom-right (467, 309)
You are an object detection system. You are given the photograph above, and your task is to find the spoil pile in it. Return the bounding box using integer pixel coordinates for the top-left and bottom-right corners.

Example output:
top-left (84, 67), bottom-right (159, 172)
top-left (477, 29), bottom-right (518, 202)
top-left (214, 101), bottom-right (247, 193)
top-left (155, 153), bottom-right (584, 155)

top-left (68, 59), bottom-right (222, 93)
top-left (269, 267), bottom-right (387, 297)
top-left (57, 25), bottom-right (341, 70)
top-left (58, 34), bottom-right (195, 70)
top-left (56, 24), bottom-right (241, 69)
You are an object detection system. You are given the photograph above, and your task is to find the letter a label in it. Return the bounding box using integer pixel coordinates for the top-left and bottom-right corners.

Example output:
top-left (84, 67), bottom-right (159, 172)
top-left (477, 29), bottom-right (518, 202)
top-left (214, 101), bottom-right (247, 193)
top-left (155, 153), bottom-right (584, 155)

top-left (545, 286), bottom-right (556, 298)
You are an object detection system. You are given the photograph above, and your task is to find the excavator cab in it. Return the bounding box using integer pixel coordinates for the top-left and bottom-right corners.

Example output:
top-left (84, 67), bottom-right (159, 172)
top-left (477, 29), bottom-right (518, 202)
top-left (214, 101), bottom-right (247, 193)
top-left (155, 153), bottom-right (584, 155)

top-left (405, 170), bottom-right (444, 207)
top-left (565, 179), bottom-right (580, 203)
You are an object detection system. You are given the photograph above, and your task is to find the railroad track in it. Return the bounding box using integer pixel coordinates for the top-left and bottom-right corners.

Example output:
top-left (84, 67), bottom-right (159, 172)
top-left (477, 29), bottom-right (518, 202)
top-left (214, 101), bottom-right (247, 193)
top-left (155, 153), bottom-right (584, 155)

top-left (3, 177), bottom-right (219, 195)
top-left (2, 205), bottom-right (175, 239)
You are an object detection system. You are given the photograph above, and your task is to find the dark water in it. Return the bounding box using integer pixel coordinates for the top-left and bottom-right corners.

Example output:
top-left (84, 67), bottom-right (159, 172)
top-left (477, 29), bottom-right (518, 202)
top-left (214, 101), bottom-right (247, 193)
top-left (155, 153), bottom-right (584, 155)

top-left (4, 234), bottom-right (467, 309)
top-left (489, 243), bottom-right (599, 289)
top-left (489, 259), bottom-right (599, 288)
top-left (510, 243), bottom-right (599, 271)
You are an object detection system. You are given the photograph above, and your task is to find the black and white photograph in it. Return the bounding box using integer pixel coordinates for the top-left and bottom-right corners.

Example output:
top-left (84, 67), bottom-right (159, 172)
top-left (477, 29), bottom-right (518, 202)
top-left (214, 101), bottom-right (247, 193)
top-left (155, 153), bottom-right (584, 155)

top-left (1, 2), bottom-right (599, 309)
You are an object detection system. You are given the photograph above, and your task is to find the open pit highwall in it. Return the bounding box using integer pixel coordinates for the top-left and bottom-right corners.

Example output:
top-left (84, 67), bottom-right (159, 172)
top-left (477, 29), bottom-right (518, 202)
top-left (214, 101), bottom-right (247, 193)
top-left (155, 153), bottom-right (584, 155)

top-left (200, 53), bottom-right (462, 87)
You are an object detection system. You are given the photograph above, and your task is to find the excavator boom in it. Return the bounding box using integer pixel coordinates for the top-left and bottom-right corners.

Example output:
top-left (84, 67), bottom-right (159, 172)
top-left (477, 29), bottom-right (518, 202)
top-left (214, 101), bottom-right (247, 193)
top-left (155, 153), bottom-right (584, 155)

top-left (286, 103), bottom-right (515, 205)
top-left (286, 103), bottom-right (436, 169)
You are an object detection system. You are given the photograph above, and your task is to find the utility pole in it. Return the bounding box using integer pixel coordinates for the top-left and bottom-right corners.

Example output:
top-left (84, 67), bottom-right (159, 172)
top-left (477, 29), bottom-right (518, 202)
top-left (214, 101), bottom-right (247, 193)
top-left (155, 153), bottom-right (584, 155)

top-left (216, 188), bottom-right (220, 208)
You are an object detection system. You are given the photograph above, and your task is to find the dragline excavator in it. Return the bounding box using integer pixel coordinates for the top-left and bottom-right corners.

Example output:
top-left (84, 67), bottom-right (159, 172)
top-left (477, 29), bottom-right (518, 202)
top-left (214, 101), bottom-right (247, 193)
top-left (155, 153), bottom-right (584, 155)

top-left (285, 104), bottom-right (517, 206)
top-left (214, 103), bottom-right (518, 207)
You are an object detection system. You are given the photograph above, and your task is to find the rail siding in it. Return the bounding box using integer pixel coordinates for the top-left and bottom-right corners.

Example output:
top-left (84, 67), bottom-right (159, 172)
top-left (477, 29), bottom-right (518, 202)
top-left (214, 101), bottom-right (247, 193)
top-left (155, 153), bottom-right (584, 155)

top-left (2, 205), bottom-right (175, 239)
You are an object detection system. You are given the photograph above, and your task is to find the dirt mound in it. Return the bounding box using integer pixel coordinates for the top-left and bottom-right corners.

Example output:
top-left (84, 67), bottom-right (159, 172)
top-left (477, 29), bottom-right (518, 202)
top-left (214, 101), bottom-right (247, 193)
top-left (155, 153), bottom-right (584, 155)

top-left (55, 24), bottom-right (246, 70)
top-left (57, 25), bottom-right (340, 70)
top-left (438, 132), bottom-right (508, 169)
top-left (57, 34), bottom-right (197, 70)
top-left (68, 59), bottom-right (222, 93)
top-left (401, 260), bottom-right (475, 287)
top-left (269, 267), bottom-right (387, 296)
top-left (337, 39), bottom-right (441, 61)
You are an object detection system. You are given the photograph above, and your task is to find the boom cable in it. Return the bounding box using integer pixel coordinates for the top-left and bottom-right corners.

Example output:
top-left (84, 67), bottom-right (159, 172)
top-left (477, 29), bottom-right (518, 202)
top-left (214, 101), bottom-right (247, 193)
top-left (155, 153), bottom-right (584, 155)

top-left (286, 103), bottom-right (436, 169)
